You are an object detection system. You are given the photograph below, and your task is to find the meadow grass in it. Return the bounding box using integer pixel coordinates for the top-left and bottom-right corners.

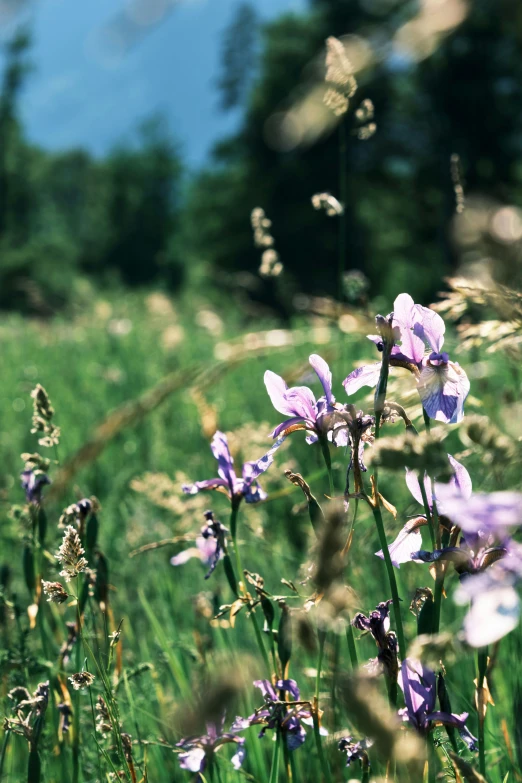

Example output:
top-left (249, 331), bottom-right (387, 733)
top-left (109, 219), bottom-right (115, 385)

top-left (0, 287), bottom-right (521, 782)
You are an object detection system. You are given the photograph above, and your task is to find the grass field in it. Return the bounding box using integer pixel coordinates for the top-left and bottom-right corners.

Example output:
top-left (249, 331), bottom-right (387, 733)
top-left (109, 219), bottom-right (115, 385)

top-left (1, 284), bottom-right (521, 783)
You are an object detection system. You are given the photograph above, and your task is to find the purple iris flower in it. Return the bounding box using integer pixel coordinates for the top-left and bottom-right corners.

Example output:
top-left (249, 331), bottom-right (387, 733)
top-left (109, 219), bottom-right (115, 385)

top-left (182, 431), bottom-right (282, 506)
top-left (338, 736), bottom-right (372, 769)
top-left (454, 542), bottom-right (522, 647)
top-left (352, 600), bottom-right (398, 679)
top-left (176, 715), bottom-right (245, 776)
top-left (21, 469), bottom-right (50, 504)
top-left (171, 511), bottom-right (227, 579)
top-left (412, 529), bottom-right (508, 577)
top-left (398, 659), bottom-right (477, 750)
top-left (232, 679), bottom-right (319, 751)
top-left (376, 455), bottom-right (471, 568)
top-left (343, 293), bottom-right (470, 424)
top-left (431, 485), bottom-right (522, 538)
top-left (264, 354), bottom-right (350, 445)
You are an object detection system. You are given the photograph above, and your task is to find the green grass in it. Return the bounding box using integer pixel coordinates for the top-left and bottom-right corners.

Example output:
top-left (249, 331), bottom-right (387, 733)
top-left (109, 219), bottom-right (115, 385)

top-left (0, 288), bottom-right (521, 782)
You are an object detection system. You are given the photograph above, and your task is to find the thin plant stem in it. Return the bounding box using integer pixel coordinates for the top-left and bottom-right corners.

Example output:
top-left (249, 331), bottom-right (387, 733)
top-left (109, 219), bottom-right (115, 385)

top-left (313, 630), bottom-right (332, 783)
top-left (269, 731), bottom-right (281, 783)
top-left (0, 731), bottom-right (9, 780)
top-left (345, 624), bottom-right (358, 669)
top-left (319, 437), bottom-right (334, 497)
top-left (230, 503), bottom-right (271, 672)
top-left (419, 480), bottom-right (436, 549)
top-left (477, 647), bottom-right (488, 779)
top-left (431, 501), bottom-right (444, 634)
top-left (372, 339), bottom-right (406, 665)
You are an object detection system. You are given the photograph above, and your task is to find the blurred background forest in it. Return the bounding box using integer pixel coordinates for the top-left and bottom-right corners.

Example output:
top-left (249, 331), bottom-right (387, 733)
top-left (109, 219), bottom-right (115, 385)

top-left (1, 0), bottom-right (522, 316)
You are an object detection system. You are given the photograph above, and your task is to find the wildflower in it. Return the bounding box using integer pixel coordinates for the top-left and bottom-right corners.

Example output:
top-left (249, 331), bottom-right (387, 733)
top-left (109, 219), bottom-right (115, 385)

top-left (59, 497), bottom-right (97, 529)
top-left (21, 469), bottom-right (50, 504)
top-left (55, 525), bottom-right (88, 581)
top-left (5, 681), bottom-right (49, 744)
top-left (398, 659), bottom-right (477, 750)
top-left (376, 455), bottom-right (471, 568)
top-left (454, 543), bottom-right (522, 647)
top-left (176, 716), bottom-right (245, 775)
top-left (264, 354), bottom-right (351, 446)
top-left (69, 671), bottom-right (95, 690)
top-left (171, 510), bottom-right (227, 579)
top-left (182, 431), bottom-right (281, 506)
top-left (431, 485), bottom-right (522, 537)
top-left (338, 735), bottom-right (372, 769)
top-left (41, 581), bottom-right (69, 604)
top-left (343, 293), bottom-right (470, 424)
top-left (352, 599), bottom-right (398, 679)
top-left (232, 679), bottom-right (320, 751)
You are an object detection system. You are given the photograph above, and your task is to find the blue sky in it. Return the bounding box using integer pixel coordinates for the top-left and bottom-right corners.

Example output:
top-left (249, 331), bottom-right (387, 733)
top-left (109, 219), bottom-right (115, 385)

top-left (2, 0), bottom-right (306, 168)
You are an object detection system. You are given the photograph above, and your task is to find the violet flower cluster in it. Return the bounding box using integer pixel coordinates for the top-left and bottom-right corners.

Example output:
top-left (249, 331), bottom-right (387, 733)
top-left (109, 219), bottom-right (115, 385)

top-left (176, 716), bottom-right (245, 776)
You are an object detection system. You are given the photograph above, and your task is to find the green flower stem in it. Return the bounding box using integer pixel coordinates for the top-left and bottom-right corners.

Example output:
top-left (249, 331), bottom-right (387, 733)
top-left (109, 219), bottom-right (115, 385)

top-left (319, 436), bottom-right (334, 497)
top-left (369, 500), bottom-right (406, 671)
top-left (372, 340), bottom-right (406, 667)
top-left (313, 630), bottom-right (333, 783)
top-left (269, 731), bottom-right (281, 783)
top-left (345, 623), bottom-right (358, 669)
top-left (419, 481), bottom-right (436, 549)
top-left (431, 501), bottom-right (444, 634)
top-left (230, 503), bottom-right (271, 673)
top-left (72, 583), bottom-right (82, 783)
top-left (477, 647), bottom-right (488, 779)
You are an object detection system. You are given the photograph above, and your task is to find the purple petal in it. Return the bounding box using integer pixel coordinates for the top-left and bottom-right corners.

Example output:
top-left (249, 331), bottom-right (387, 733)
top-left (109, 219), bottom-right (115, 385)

top-left (231, 744), bottom-right (246, 769)
top-left (398, 659), bottom-right (436, 722)
top-left (182, 478), bottom-right (228, 496)
top-left (286, 724), bottom-right (307, 751)
top-left (417, 359), bottom-right (470, 424)
top-left (269, 417), bottom-right (305, 439)
top-left (211, 431), bottom-right (238, 491)
top-left (343, 363), bottom-right (382, 395)
top-left (460, 585), bottom-right (520, 647)
top-left (170, 547), bottom-right (204, 566)
top-left (392, 294), bottom-right (425, 364)
top-left (178, 747), bottom-right (206, 772)
top-left (376, 525), bottom-right (423, 568)
top-left (433, 487), bottom-right (522, 535)
top-left (405, 468), bottom-right (433, 508)
top-left (264, 371), bottom-right (295, 416)
top-left (413, 304), bottom-right (446, 353)
top-left (276, 679), bottom-right (300, 701)
top-left (284, 387), bottom-right (317, 420)
top-left (244, 436), bottom-right (286, 482)
top-left (309, 354), bottom-right (334, 406)
top-left (254, 679), bottom-right (277, 701)
top-left (447, 455), bottom-right (472, 500)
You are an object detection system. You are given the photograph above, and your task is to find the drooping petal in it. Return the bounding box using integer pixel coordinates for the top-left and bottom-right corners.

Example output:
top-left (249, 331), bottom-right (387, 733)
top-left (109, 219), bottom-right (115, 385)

top-left (424, 711), bottom-right (477, 750)
top-left (231, 744), bottom-right (246, 770)
top-left (405, 468), bottom-right (433, 509)
top-left (411, 547), bottom-right (469, 570)
top-left (309, 354), bottom-right (334, 406)
top-left (461, 586), bottom-right (520, 647)
top-left (170, 536), bottom-right (219, 568)
top-left (418, 359), bottom-right (470, 424)
top-left (413, 305), bottom-right (446, 353)
top-left (182, 478), bottom-right (229, 496)
top-left (243, 436), bottom-right (286, 483)
top-left (178, 747), bottom-right (206, 772)
top-left (376, 525), bottom-right (423, 568)
top-left (170, 547), bottom-right (205, 566)
top-left (254, 679), bottom-right (278, 702)
top-left (270, 417), bottom-right (306, 439)
top-left (286, 723), bottom-right (307, 751)
top-left (398, 659), bottom-right (437, 724)
top-left (343, 363), bottom-right (382, 395)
